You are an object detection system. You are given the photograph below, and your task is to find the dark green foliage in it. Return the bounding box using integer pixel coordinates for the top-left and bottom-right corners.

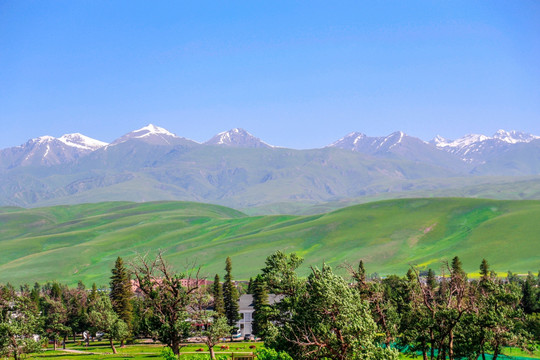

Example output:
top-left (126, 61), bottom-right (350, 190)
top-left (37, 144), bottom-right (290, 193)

top-left (522, 272), bottom-right (539, 314)
top-left (451, 256), bottom-right (465, 277)
top-left (256, 348), bottom-right (294, 360)
top-left (261, 251), bottom-right (304, 296)
top-left (212, 274), bottom-right (225, 317)
top-left (269, 262), bottom-right (398, 359)
top-left (50, 282), bottom-right (63, 300)
top-left (252, 274), bottom-right (269, 335)
top-left (426, 268), bottom-right (436, 290)
top-left (90, 283), bottom-right (98, 302)
top-left (88, 294), bottom-right (129, 354)
top-left (30, 282), bottom-right (40, 306)
top-left (109, 257), bottom-right (134, 331)
top-left (223, 257), bottom-right (240, 327)
top-left (42, 296), bottom-right (70, 349)
top-left (0, 288), bottom-right (42, 360)
top-left (480, 258), bottom-right (490, 280)
top-left (63, 286), bottom-right (89, 342)
top-left (0, 254), bottom-right (539, 360)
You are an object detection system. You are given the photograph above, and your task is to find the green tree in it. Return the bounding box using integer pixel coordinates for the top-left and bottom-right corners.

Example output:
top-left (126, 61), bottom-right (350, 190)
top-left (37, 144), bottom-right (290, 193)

top-left (223, 257), bottom-right (240, 328)
top-left (212, 274), bottom-right (225, 317)
top-left (283, 265), bottom-right (398, 359)
top-left (522, 272), bottom-right (539, 314)
top-left (42, 296), bottom-right (71, 350)
top-left (109, 256), bottom-right (133, 346)
top-left (252, 274), bottom-right (269, 336)
top-left (426, 268), bottom-right (437, 291)
top-left (480, 259), bottom-right (490, 281)
top-left (256, 348), bottom-right (294, 360)
top-left (262, 251), bottom-right (304, 296)
top-left (196, 313), bottom-right (232, 359)
top-left (131, 252), bottom-right (199, 355)
top-left (0, 289), bottom-right (42, 360)
top-left (259, 251), bottom-right (306, 348)
top-left (89, 283), bottom-right (98, 302)
top-left (88, 294), bottom-right (129, 354)
top-left (63, 285), bottom-right (90, 342)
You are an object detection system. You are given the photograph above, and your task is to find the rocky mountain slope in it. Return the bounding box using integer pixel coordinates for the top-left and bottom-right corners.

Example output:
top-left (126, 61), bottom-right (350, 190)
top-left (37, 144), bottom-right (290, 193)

top-left (1, 125), bottom-right (539, 209)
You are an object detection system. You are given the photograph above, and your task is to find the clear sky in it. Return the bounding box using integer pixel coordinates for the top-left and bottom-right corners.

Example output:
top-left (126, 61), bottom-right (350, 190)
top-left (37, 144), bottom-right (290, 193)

top-left (1, 1), bottom-right (539, 149)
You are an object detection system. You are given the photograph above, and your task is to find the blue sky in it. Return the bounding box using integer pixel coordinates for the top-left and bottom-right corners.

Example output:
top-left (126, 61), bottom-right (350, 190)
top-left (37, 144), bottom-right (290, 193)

top-left (1, 1), bottom-right (539, 149)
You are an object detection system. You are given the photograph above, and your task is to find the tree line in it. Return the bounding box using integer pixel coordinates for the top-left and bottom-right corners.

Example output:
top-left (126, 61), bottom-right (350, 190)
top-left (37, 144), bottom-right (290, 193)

top-left (1, 252), bottom-right (539, 360)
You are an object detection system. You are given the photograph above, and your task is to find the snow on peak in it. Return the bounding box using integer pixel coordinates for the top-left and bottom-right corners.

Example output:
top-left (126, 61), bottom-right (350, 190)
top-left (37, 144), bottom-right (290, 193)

top-left (388, 131), bottom-right (405, 149)
top-left (434, 130), bottom-right (539, 149)
top-left (433, 134), bottom-right (489, 149)
top-left (33, 135), bottom-right (55, 144)
top-left (214, 128), bottom-right (248, 143)
top-left (327, 132), bottom-right (366, 147)
top-left (58, 133), bottom-right (108, 151)
top-left (432, 135), bottom-right (450, 146)
top-left (133, 124), bottom-right (176, 138)
top-left (109, 124), bottom-right (181, 146)
top-left (205, 128), bottom-right (273, 148)
top-left (492, 129), bottom-right (539, 144)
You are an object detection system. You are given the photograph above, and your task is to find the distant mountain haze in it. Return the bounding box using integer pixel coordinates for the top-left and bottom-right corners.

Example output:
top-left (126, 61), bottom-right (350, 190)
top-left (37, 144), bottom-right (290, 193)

top-left (1, 124), bottom-right (539, 209)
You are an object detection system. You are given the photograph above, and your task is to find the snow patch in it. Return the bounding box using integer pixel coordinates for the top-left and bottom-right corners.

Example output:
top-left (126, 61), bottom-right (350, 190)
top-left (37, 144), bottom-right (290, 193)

top-left (59, 133), bottom-right (108, 151)
top-left (132, 124), bottom-right (176, 138)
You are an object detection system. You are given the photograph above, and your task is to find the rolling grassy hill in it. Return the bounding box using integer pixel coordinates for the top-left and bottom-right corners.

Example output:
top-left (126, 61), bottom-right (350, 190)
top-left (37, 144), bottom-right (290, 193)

top-left (0, 198), bottom-right (539, 286)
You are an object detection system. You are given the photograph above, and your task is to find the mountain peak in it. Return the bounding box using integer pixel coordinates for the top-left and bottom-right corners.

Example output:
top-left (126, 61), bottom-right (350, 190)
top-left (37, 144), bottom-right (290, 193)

top-left (329, 130), bottom-right (419, 153)
top-left (431, 135), bottom-right (449, 146)
top-left (31, 135), bottom-right (55, 144)
top-left (205, 128), bottom-right (272, 148)
top-left (58, 133), bottom-right (108, 151)
top-left (132, 124), bottom-right (176, 138)
top-left (492, 129), bottom-right (539, 144)
top-left (111, 124), bottom-right (182, 146)
top-left (2, 133), bottom-right (107, 167)
top-left (327, 132), bottom-right (367, 148)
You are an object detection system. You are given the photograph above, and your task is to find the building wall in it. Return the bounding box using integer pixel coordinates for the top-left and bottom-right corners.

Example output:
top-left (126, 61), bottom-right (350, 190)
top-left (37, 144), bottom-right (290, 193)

top-left (237, 310), bottom-right (254, 336)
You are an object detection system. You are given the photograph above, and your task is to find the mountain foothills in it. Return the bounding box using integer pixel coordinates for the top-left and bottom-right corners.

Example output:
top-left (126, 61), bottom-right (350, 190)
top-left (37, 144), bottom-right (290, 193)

top-left (1, 124), bottom-right (540, 211)
top-left (0, 198), bottom-right (539, 286)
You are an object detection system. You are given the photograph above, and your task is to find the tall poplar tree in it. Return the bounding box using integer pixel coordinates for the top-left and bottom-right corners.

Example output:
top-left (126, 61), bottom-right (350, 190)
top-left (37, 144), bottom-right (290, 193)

top-left (223, 257), bottom-right (240, 327)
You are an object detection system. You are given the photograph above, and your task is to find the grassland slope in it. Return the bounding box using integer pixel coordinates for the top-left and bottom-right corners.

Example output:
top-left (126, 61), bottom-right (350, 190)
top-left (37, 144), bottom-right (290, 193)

top-left (0, 198), bottom-right (538, 286)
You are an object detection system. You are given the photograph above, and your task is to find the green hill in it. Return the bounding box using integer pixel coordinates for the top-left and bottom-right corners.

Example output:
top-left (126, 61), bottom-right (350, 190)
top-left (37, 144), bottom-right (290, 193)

top-left (0, 198), bottom-right (539, 286)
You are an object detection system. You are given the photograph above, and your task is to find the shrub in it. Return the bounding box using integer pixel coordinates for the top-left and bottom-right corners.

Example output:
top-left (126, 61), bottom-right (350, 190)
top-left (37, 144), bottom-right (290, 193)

top-left (256, 348), bottom-right (293, 360)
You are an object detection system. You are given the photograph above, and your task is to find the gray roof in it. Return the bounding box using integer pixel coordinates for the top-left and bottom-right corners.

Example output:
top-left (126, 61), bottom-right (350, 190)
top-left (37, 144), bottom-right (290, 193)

top-left (238, 294), bottom-right (284, 311)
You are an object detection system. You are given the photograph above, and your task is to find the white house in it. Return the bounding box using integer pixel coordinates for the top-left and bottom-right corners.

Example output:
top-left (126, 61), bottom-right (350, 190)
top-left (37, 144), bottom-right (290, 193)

top-left (236, 294), bottom-right (282, 338)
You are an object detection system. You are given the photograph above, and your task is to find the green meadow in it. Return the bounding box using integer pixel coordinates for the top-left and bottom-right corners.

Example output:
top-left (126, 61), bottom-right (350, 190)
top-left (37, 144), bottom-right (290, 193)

top-left (20, 341), bottom-right (540, 359)
top-left (1, 198), bottom-right (539, 286)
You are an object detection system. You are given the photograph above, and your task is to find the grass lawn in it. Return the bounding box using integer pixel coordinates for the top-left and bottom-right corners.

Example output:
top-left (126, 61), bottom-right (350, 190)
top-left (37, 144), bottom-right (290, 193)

top-left (24, 340), bottom-right (262, 360)
top-left (397, 346), bottom-right (540, 359)
top-left (17, 340), bottom-right (540, 359)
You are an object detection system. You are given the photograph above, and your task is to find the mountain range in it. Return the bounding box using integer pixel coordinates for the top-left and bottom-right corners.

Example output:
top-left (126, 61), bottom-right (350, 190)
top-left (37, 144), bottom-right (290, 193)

top-left (1, 125), bottom-right (540, 211)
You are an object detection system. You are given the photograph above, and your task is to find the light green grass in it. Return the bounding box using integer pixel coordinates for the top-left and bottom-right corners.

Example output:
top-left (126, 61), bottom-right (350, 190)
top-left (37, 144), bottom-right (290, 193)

top-left (1, 198), bottom-right (539, 286)
top-left (20, 342), bottom-right (540, 360)
top-left (24, 341), bottom-right (262, 360)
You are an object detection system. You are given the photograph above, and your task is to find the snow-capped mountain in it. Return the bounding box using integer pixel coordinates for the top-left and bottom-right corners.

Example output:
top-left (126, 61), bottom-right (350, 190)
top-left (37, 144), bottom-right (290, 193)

top-left (58, 133), bottom-right (108, 151)
top-left (110, 124), bottom-right (193, 146)
top-left (329, 131), bottom-right (411, 154)
top-left (328, 131), bottom-right (467, 171)
top-left (204, 128), bottom-right (272, 148)
top-left (0, 133), bottom-right (107, 168)
top-left (431, 130), bottom-right (540, 163)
